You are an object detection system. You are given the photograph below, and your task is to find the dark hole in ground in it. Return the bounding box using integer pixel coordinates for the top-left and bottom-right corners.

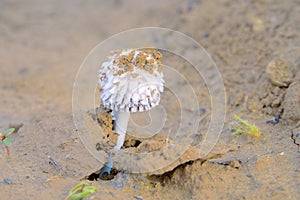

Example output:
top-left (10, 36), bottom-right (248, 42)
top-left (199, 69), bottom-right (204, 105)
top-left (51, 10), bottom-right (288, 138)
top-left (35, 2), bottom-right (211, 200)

top-left (83, 168), bottom-right (119, 181)
top-left (133, 140), bottom-right (141, 147)
top-left (112, 119), bottom-right (115, 130)
top-left (124, 139), bottom-right (142, 148)
top-left (96, 143), bottom-right (101, 151)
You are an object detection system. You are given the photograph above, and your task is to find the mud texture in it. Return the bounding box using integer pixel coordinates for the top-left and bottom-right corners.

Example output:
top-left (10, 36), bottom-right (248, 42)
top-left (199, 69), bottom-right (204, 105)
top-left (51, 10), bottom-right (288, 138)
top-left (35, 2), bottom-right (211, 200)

top-left (0, 0), bottom-right (300, 200)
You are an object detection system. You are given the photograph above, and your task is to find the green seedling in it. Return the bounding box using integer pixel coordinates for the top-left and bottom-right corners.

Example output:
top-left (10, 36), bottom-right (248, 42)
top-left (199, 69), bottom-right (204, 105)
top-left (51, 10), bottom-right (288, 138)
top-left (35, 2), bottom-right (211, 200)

top-left (0, 128), bottom-right (15, 156)
top-left (65, 182), bottom-right (98, 200)
top-left (232, 115), bottom-right (261, 138)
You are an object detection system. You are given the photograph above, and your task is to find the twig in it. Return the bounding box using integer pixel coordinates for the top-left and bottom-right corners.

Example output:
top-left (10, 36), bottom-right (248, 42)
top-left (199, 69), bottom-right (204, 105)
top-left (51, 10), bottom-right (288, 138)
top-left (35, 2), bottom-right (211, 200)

top-left (48, 156), bottom-right (61, 173)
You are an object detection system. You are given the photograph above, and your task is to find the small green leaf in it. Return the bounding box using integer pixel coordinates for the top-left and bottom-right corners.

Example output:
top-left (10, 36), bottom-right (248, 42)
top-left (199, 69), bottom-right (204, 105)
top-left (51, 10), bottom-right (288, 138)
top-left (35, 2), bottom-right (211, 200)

top-left (233, 129), bottom-right (243, 136)
top-left (83, 186), bottom-right (98, 194)
top-left (3, 138), bottom-right (11, 146)
top-left (233, 114), bottom-right (261, 138)
top-left (70, 191), bottom-right (90, 199)
top-left (65, 182), bottom-right (98, 200)
top-left (68, 182), bottom-right (85, 195)
top-left (5, 128), bottom-right (15, 137)
top-left (71, 186), bottom-right (98, 199)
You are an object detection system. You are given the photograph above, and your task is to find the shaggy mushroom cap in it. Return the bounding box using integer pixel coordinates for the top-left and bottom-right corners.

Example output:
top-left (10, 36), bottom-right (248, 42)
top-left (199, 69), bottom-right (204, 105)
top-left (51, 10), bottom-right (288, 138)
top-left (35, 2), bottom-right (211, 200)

top-left (98, 48), bottom-right (165, 112)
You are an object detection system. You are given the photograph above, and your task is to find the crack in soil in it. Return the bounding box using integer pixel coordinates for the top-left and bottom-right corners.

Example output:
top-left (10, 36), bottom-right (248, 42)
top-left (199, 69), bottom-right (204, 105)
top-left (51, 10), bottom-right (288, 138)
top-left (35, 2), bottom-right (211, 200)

top-left (290, 123), bottom-right (300, 147)
top-left (82, 146), bottom-right (239, 185)
top-left (211, 159), bottom-right (242, 169)
top-left (291, 132), bottom-right (300, 147)
top-left (149, 150), bottom-right (239, 185)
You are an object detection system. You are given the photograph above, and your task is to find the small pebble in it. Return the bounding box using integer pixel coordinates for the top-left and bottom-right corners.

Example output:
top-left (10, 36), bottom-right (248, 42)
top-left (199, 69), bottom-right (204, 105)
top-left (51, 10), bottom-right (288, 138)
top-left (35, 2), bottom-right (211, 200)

top-left (266, 58), bottom-right (292, 87)
top-left (18, 67), bottom-right (28, 74)
top-left (266, 114), bottom-right (280, 125)
top-left (230, 160), bottom-right (242, 169)
top-left (250, 16), bottom-right (266, 32)
top-left (203, 31), bottom-right (210, 38)
top-left (109, 192), bottom-right (114, 196)
top-left (200, 108), bottom-right (207, 114)
top-left (133, 185), bottom-right (141, 190)
top-left (133, 195), bottom-right (143, 200)
top-left (246, 174), bottom-right (253, 178)
top-left (4, 178), bottom-right (12, 185)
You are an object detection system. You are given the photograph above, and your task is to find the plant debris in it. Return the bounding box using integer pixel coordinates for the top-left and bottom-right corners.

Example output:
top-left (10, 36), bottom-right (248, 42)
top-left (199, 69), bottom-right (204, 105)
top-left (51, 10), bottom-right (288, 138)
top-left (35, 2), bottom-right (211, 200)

top-left (0, 128), bottom-right (15, 156)
top-left (266, 114), bottom-right (280, 125)
top-left (64, 182), bottom-right (97, 200)
top-left (232, 115), bottom-right (261, 138)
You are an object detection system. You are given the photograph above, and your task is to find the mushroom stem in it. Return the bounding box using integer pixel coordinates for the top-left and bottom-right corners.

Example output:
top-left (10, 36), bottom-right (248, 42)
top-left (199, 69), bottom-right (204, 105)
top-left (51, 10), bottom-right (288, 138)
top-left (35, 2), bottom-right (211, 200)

top-left (99, 153), bottom-right (113, 176)
top-left (113, 111), bottom-right (130, 151)
top-left (100, 111), bottom-right (129, 176)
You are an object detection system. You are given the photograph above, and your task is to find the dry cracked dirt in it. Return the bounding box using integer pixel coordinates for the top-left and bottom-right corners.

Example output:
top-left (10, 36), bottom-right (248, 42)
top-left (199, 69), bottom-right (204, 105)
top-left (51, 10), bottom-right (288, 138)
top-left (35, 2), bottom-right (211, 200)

top-left (0, 0), bottom-right (299, 199)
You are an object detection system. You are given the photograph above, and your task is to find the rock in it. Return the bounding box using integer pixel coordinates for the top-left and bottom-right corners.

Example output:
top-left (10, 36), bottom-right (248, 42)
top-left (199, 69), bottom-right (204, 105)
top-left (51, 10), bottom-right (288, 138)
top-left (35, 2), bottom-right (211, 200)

top-left (266, 58), bottom-right (292, 87)
top-left (250, 16), bottom-right (266, 32)
top-left (113, 172), bottom-right (127, 189)
top-left (246, 174), bottom-right (253, 178)
top-left (133, 195), bottom-right (143, 200)
top-left (229, 160), bottom-right (242, 169)
top-left (133, 184), bottom-right (141, 190)
top-left (260, 83), bottom-right (285, 115)
top-left (4, 178), bottom-right (12, 185)
top-left (282, 81), bottom-right (300, 123)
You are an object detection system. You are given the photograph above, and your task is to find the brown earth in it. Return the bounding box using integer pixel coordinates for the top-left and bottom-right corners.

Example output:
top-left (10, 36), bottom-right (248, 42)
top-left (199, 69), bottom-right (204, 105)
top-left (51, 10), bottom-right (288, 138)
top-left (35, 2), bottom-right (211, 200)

top-left (0, 0), bottom-right (299, 199)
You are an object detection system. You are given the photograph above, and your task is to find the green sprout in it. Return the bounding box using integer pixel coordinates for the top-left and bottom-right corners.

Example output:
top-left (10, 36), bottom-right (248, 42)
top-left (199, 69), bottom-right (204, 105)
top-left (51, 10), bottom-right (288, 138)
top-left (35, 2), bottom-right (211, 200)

top-left (0, 128), bottom-right (15, 155)
top-left (232, 115), bottom-right (261, 138)
top-left (65, 182), bottom-right (98, 200)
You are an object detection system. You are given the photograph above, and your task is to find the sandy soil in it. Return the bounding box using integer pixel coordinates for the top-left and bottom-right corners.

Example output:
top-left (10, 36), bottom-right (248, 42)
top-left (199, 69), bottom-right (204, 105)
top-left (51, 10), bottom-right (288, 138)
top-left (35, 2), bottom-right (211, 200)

top-left (0, 0), bottom-right (299, 199)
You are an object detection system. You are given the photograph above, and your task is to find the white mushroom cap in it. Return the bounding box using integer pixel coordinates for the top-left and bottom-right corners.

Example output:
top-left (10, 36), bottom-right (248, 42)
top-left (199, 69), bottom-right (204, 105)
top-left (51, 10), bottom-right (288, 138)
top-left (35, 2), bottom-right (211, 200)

top-left (98, 48), bottom-right (165, 112)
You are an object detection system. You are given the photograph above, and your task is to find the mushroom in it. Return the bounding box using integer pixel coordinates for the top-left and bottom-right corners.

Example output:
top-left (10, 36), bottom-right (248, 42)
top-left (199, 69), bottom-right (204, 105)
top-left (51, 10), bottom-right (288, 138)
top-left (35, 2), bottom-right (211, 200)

top-left (98, 48), bottom-right (165, 173)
